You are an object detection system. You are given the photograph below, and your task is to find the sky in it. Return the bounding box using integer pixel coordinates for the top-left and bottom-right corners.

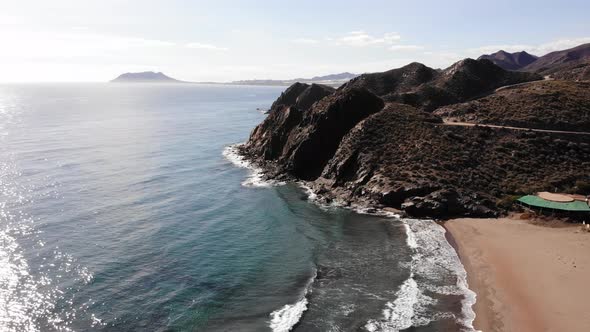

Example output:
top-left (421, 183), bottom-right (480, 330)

top-left (1, 0), bottom-right (589, 82)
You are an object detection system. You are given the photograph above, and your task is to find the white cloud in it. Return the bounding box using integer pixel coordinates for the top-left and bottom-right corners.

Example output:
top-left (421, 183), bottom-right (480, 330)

top-left (333, 31), bottom-right (401, 47)
top-left (390, 44), bottom-right (424, 51)
top-left (185, 42), bottom-right (229, 51)
top-left (0, 30), bottom-right (177, 62)
top-left (291, 38), bottom-right (319, 44)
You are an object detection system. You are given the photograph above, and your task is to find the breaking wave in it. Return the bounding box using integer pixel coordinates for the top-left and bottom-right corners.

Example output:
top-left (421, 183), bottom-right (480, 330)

top-left (222, 144), bottom-right (285, 188)
top-left (365, 219), bottom-right (478, 331)
top-left (268, 270), bottom-right (316, 332)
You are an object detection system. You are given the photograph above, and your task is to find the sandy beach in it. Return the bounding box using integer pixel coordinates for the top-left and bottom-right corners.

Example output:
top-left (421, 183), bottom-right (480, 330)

top-left (445, 217), bottom-right (590, 332)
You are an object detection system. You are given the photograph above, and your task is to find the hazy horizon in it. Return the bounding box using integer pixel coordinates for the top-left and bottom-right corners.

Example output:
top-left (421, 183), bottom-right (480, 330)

top-left (1, 0), bottom-right (590, 83)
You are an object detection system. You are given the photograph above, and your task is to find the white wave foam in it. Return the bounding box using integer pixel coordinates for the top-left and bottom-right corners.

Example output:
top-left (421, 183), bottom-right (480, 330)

top-left (222, 144), bottom-right (285, 188)
top-left (227, 152), bottom-right (478, 330)
top-left (269, 271), bottom-right (316, 332)
top-left (365, 218), bottom-right (479, 331)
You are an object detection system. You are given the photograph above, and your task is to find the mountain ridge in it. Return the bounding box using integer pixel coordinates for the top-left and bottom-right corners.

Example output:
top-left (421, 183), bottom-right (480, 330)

top-left (478, 50), bottom-right (538, 70)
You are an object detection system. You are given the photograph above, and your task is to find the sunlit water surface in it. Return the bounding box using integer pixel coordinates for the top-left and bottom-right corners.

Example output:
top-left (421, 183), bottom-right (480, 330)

top-left (0, 83), bottom-right (475, 331)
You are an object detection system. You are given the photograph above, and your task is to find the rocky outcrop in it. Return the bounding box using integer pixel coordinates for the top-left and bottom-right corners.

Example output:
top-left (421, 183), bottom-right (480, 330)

top-left (268, 82), bottom-right (310, 113)
top-left (267, 83), bottom-right (336, 113)
top-left (243, 87), bottom-right (384, 180)
top-left (478, 50), bottom-right (538, 70)
top-left (295, 84), bottom-right (335, 110)
top-left (247, 106), bottom-right (303, 160)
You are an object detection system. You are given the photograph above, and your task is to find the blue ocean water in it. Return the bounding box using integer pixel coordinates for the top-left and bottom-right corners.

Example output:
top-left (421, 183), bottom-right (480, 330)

top-left (0, 83), bottom-right (476, 331)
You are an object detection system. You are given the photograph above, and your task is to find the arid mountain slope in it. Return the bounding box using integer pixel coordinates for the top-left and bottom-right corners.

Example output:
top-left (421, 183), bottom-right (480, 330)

top-left (343, 59), bottom-right (540, 111)
top-left (434, 80), bottom-right (590, 131)
top-left (523, 43), bottom-right (590, 73)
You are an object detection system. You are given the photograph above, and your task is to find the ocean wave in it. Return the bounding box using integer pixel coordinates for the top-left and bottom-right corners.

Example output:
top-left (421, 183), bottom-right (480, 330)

top-left (222, 144), bottom-right (285, 188)
top-left (268, 270), bottom-right (316, 332)
top-left (366, 219), bottom-right (479, 331)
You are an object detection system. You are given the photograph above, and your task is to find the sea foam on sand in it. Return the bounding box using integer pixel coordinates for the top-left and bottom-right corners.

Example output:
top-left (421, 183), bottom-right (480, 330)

top-left (365, 219), bottom-right (479, 332)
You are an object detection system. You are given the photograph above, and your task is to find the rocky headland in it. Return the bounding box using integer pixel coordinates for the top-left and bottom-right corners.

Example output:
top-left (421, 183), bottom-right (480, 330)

top-left (238, 49), bottom-right (590, 219)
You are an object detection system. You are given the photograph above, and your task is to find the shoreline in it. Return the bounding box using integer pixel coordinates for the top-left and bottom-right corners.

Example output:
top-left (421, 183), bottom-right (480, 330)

top-left (445, 217), bottom-right (590, 332)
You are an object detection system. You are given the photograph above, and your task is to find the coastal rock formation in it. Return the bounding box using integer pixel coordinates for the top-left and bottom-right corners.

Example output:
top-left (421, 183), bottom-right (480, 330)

top-left (244, 87), bottom-right (384, 180)
top-left (434, 80), bottom-right (590, 132)
top-left (240, 57), bottom-right (590, 218)
top-left (268, 82), bottom-right (310, 112)
top-left (343, 59), bottom-right (541, 111)
top-left (478, 50), bottom-right (538, 70)
top-left (268, 83), bottom-right (335, 113)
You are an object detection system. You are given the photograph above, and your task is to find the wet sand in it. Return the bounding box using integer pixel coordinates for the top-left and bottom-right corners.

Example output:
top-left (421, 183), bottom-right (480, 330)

top-left (445, 217), bottom-right (590, 332)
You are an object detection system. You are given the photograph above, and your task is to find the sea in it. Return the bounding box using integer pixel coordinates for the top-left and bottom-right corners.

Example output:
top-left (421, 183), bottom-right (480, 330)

top-left (0, 83), bottom-right (477, 332)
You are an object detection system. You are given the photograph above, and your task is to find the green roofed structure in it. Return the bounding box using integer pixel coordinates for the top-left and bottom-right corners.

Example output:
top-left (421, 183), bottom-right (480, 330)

top-left (517, 195), bottom-right (590, 212)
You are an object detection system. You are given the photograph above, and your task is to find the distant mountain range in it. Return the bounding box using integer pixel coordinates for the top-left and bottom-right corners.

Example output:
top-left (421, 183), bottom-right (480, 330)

top-left (477, 43), bottom-right (590, 81)
top-left (110, 71), bottom-right (357, 86)
top-left (111, 71), bottom-right (183, 83)
top-left (228, 72), bottom-right (358, 86)
top-left (478, 50), bottom-right (538, 70)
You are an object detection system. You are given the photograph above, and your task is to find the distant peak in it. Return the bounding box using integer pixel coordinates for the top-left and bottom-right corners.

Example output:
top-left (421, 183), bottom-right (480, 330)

top-left (110, 71), bottom-right (183, 83)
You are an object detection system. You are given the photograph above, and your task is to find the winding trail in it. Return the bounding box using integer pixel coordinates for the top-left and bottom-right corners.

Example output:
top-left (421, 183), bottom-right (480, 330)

top-left (440, 120), bottom-right (590, 136)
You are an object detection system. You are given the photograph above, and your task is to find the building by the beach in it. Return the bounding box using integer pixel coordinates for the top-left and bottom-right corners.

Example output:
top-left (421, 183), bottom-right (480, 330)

top-left (517, 192), bottom-right (590, 219)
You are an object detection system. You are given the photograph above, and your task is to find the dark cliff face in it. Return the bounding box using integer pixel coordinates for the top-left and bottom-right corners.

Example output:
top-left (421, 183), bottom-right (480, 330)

top-left (295, 84), bottom-right (336, 110)
top-left (268, 82), bottom-right (335, 113)
top-left (245, 87), bottom-right (384, 180)
top-left (268, 82), bottom-right (310, 112)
